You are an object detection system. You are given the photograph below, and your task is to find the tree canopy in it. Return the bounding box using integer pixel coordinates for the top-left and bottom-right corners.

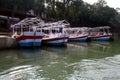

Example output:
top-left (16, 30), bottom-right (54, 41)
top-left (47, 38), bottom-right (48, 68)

top-left (0, 0), bottom-right (119, 28)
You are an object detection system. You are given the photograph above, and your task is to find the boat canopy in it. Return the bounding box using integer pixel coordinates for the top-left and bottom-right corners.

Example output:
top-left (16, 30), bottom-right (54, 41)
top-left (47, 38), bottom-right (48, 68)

top-left (90, 26), bottom-right (110, 29)
top-left (11, 17), bottom-right (70, 29)
top-left (41, 20), bottom-right (70, 28)
top-left (11, 17), bottom-right (45, 28)
top-left (88, 26), bottom-right (110, 31)
top-left (65, 27), bottom-right (89, 32)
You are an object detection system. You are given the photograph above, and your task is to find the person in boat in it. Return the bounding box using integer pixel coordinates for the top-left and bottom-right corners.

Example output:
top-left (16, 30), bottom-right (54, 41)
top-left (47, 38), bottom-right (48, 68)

top-left (96, 33), bottom-right (101, 37)
top-left (59, 24), bottom-right (64, 33)
top-left (52, 24), bottom-right (56, 34)
top-left (103, 32), bottom-right (107, 35)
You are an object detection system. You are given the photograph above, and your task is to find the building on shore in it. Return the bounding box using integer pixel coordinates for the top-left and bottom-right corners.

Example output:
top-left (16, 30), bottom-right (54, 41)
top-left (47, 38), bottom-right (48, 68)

top-left (0, 8), bottom-right (35, 32)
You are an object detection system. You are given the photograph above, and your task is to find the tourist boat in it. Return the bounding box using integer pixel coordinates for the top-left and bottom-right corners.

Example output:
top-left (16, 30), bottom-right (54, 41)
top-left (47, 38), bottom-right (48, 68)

top-left (65, 27), bottom-right (88, 42)
top-left (41, 21), bottom-right (69, 46)
top-left (88, 26), bottom-right (112, 41)
top-left (11, 18), bottom-right (44, 47)
top-left (42, 27), bottom-right (69, 46)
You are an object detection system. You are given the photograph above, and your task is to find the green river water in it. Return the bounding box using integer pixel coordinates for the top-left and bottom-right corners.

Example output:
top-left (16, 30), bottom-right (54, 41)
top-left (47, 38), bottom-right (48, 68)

top-left (0, 39), bottom-right (120, 80)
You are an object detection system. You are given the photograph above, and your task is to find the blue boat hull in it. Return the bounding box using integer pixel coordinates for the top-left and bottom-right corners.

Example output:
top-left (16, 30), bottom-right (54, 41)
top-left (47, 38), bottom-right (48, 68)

top-left (90, 35), bottom-right (111, 41)
top-left (42, 37), bottom-right (68, 46)
top-left (68, 36), bottom-right (88, 42)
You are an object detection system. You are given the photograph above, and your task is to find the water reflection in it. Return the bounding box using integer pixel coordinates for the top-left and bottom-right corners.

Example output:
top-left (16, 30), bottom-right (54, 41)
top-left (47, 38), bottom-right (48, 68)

top-left (68, 42), bottom-right (88, 47)
top-left (0, 50), bottom-right (19, 60)
top-left (19, 48), bottom-right (42, 58)
top-left (0, 50), bottom-right (21, 72)
top-left (89, 41), bottom-right (111, 54)
top-left (41, 46), bottom-right (67, 54)
top-left (67, 42), bottom-right (88, 53)
top-left (90, 41), bottom-right (111, 48)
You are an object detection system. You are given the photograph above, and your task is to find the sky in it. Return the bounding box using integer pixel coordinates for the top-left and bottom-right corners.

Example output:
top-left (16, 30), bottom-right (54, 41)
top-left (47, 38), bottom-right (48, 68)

top-left (83, 0), bottom-right (120, 9)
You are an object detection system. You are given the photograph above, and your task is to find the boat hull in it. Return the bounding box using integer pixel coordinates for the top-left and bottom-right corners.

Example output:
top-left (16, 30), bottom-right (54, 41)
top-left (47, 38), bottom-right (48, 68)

top-left (18, 39), bottom-right (34, 47)
top-left (68, 35), bottom-right (88, 42)
top-left (42, 37), bottom-right (68, 46)
top-left (16, 36), bottom-right (43, 47)
top-left (90, 35), bottom-right (111, 41)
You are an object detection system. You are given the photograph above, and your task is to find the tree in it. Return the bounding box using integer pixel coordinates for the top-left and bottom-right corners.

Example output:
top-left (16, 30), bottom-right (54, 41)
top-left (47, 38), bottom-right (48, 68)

top-left (0, 0), bottom-right (118, 28)
top-left (94, 0), bottom-right (107, 7)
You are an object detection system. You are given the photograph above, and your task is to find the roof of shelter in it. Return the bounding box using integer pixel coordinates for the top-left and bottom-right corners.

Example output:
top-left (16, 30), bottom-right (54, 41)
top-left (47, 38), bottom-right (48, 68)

top-left (0, 8), bottom-right (35, 19)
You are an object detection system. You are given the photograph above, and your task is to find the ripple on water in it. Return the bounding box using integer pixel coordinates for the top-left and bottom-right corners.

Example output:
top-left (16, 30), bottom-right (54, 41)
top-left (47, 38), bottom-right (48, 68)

top-left (0, 65), bottom-right (49, 80)
top-left (66, 55), bottom-right (120, 80)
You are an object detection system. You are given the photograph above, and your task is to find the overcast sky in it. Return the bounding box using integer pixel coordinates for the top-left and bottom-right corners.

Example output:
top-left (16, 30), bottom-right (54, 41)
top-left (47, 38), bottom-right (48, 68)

top-left (83, 0), bottom-right (120, 9)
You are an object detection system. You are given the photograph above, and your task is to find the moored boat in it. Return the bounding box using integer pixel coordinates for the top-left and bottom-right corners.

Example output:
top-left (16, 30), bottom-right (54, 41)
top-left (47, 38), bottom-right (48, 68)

top-left (11, 18), bottom-right (44, 47)
top-left (88, 26), bottom-right (112, 41)
top-left (65, 27), bottom-right (88, 42)
top-left (42, 26), bottom-right (69, 46)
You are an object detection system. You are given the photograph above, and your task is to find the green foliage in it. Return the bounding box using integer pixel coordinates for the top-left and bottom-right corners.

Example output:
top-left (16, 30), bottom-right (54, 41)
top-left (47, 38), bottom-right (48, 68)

top-left (110, 14), bottom-right (120, 27)
top-left (0, 0), bottom-right (119, 27)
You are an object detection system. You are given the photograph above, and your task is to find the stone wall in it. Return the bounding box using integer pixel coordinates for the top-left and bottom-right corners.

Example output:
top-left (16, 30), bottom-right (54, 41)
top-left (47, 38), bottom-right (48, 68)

top-left (0, 36), bottom-right (17, 49)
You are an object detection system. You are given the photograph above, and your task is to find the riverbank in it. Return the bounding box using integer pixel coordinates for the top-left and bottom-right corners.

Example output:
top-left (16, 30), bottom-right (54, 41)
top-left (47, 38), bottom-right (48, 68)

top-left (0, 35), bottom-right (17, 49)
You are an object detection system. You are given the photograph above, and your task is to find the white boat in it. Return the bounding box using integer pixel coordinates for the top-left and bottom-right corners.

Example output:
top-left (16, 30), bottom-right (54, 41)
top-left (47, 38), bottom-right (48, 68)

top-left (11, 18), bottom-right (44, 47)
top-left (42, 25), bottom-right (69, 46)
top-left (65, 27), bottom-right (88, 42)
top-left (88, 26), bottom-right (112, 41)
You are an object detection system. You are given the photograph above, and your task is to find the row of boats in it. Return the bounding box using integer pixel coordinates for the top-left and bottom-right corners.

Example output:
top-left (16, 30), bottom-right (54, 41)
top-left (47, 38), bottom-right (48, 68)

top-left (11, 18), bottom-right (113, 47)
